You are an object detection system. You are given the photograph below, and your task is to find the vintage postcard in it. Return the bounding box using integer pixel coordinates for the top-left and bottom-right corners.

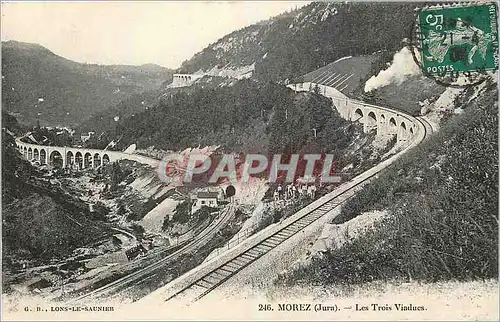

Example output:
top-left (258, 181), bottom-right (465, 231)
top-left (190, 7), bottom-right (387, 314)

top-left (1, 1), bottom-right (498, 321)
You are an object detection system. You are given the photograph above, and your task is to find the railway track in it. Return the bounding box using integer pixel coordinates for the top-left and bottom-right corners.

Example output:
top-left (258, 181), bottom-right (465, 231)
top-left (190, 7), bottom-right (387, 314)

top-left (417, 116), bottom-right (436, 136)
top-left (162, 117), bottom-right (430, 305)
top-left (66, 204), bottom-right (235, 304)
top-left (164, 180), bottom-right (371, 304)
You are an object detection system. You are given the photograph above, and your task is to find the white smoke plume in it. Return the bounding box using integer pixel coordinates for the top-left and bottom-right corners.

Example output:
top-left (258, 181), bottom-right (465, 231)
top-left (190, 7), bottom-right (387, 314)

top-left (364, 47), bottom-right (421, 92)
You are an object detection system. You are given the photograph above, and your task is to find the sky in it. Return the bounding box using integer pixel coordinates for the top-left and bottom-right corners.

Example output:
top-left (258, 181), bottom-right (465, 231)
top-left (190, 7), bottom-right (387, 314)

top-left (1, 1), bottom-right (309, 69)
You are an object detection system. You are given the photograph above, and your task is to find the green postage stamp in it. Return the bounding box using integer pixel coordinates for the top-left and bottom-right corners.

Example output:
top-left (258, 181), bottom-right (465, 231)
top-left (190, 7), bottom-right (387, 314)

top-left (418, 2), bottom-right (499, 75)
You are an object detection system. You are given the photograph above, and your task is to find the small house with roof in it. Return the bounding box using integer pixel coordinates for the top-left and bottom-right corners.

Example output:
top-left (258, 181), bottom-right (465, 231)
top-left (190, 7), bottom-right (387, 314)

top-left (191, 191), bottom-right (219, 214)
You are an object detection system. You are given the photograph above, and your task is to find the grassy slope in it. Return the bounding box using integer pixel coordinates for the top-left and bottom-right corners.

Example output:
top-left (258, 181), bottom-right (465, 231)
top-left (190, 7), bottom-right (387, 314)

top-left (3, 195), bottom-right (112, 261)
top-left (276, 83), bottom-right (498, 286)
top-left (302, 54), bottom-right (382, 96)
top-left (76, 76), bottom-right (232, 135)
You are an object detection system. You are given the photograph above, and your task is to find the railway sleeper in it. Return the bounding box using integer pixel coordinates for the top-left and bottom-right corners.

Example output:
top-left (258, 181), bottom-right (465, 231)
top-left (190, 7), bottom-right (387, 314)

top-left (210, 270), bottom-right (232, 279)
top-left (295, 220), bottom-right (312, 227)
top-left (267, 236), bottom-right (284, 243)
top-left (195, 280), bottom-right (213, 289)
top-left (287, 223), bottom-right (304, 230)
top-left (234, 257), bottom-right (254, 266)
top-left (276, 228), bottom-right (292, 235)
top-left (231, 258), bottom-right (250, 266)
top-left (309, 213), bottom-right (326, 220)
top-left (275, 232), bottom-right (291, 239)
top-left (282, 227), bottom-right (302, 234)
top-left (245, 249), bottom-right (263, 257)
top-left (218, 267), bottom-right (235, 274)
top-left (261, 240), bottom-right (279, 248)
top-left (253, 244), bottom-right (273, 253)
top-left (224, 262), bottom-right (243, 270)
top-left (263, 239), bottom-right (282, 246)
top-left (302, 217), bottom-right (320, 223)
top-left (296, 219), bottom-right (316, 228)
top-left (240, 253), bottom-right (257, 261)
top-left (289, 223), bottom-right (307, 230)
top-left (303, 219), bottom-right (319, 226)
top-left (311, 215), bottom-right (326, 222)
top-left (202, 275), bottom-right (221, 285)
top-left (281, 227), bottom-right (299, 234)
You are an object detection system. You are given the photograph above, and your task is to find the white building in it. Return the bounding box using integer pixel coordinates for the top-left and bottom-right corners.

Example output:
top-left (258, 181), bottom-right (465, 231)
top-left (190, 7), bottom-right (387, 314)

top-left (191, 191), bottom-right (219, 214)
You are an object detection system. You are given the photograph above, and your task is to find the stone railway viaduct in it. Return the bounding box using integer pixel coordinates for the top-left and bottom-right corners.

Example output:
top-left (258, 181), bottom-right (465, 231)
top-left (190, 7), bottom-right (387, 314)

top-left (15, 139), bottom-right (159, 169)
top-left (288, 82), bottom-right (418, 143)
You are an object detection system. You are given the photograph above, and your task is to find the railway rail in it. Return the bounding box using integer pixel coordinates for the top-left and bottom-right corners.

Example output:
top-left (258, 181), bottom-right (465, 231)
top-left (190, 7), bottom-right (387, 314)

top-left (418, 116), bottom-right (437, 135)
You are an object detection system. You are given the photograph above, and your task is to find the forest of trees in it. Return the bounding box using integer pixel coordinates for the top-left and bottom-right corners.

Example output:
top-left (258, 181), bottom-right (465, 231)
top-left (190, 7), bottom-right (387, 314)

top-left (113, 79), bottom-right (360, 155)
